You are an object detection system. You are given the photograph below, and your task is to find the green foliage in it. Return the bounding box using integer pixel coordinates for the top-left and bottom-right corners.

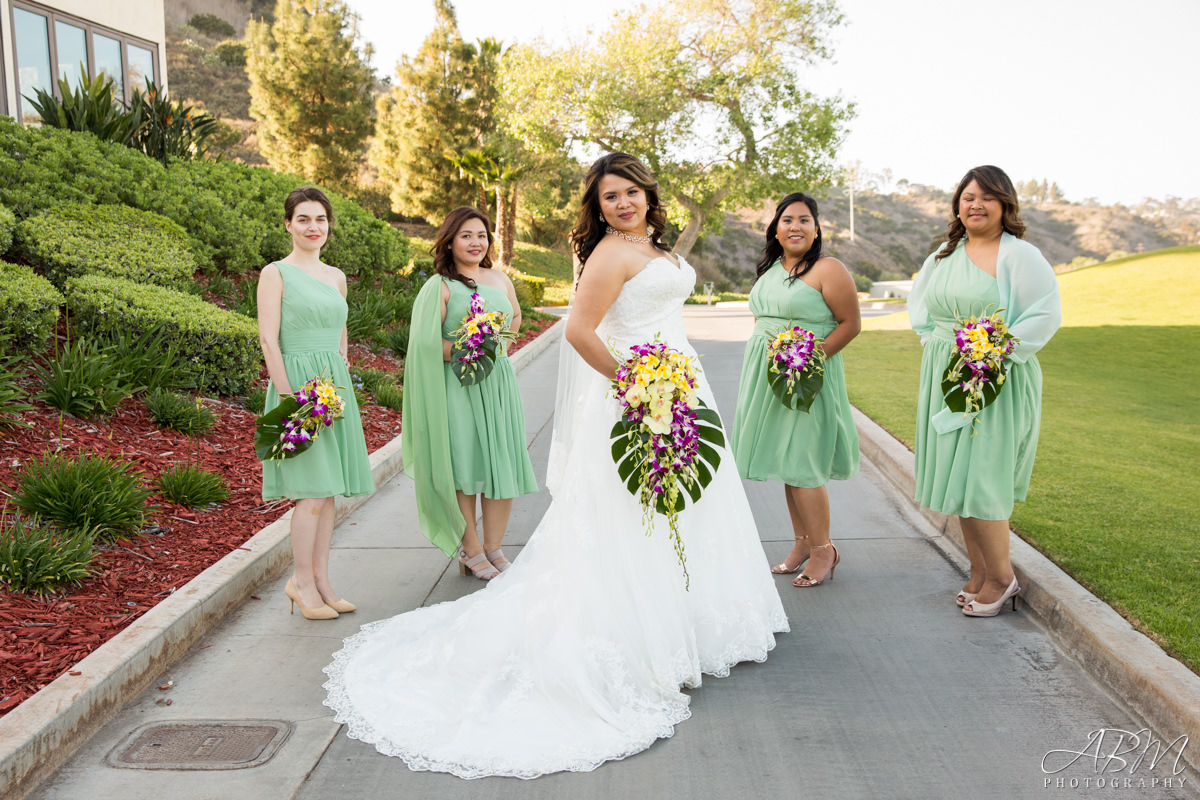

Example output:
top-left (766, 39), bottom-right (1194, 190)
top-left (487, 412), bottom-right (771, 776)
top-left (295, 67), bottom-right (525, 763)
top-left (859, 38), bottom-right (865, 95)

top-left (509, 241), bottom-right (573, 284)
top-left (374, 323), bottom-right (410, 357)
top-left (852, 273), bottom-right (873, 293)
top-left (346, 290), bottom-right (394, 340)
top-left (34, 337), bottom-right (135, 418)
top-left (507, 269), bottom-right (545, 309)
top-left (12, 452), bottom-right (151, 540)
top-left (243, 384), bottom-right (267, 414)
top-left (371, 2), bottom-right (491, 218)
top-left (0, 261), bottom-right (63, 345)
top-left (373, 379), bottom-right (403, 411)
top-left (0, 335), bottom-right (33, 429)
top-left (503, 0), bottom-right (852, 256)
top-left (0, 516), bottom-right (95, 597)
top-left (14, 204), bottom-right (197, 290)
top-left (146, 389), bottom-right (217, 435)
top-left (0, 117), bottom-right (411, 277)
top-left (188, 13), bottom-right (236, 38)
top-left (156, 463), bottom-right (230, 508)
top-left (246, 0), bottom-right (375, 192)
top-left (130, 80), bottom-right (220, 163)
top-left (355, 367), bottom-right (395, 395)
top-left (67, 274), bottom-right (261, 396)
top-left (0, 203), bottom-right (14, 254)
top-left (25, 66), bottom-right (141, 145)
top-left (210, 40), bottom-right (248, 68)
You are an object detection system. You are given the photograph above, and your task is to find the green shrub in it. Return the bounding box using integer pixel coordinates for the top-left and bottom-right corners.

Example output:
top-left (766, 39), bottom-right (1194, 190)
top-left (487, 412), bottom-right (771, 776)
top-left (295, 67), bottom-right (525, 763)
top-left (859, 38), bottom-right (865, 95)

top-left (102, 324), bottom-right (196, 393)
top-left (146, 389), bottom-right (217, 435)
top-left (0, 118), bottom-right (411, 276)
top-left (34, 337), bottom-right (135, 418)
top-left (14, 204), bottom-right (197, 290)
top-left (210, 40), bottom-right (247, 68)
top-left (156, 463), bottom-right (230, 508)
top-left (355, 367), bottom-right (395, 395)
top-left (0, 260), bottom-right (63, 345)
top-left (13, 452), bottom-right (152, 540)
top-left (346, 291), bottom-right (393, 341)
top-left (130, 81), bottom-right (220, 164)
top-left (374, 324), bottom-right (410, 357)
top-left (507, 269), bottom-right (546, 309)
top-left (206, 273), bottom-right (236, 304)
top-left (188, 13), bottom-right (236, 37)
top-left (0, 516), bottom-right (95, 596)
top-left (66, 274), bottom-right (260, 395)
top-left (233, 279), bottom-right (258, 318)
top-left (243, 384), bottom-right (267, 414)
top-left (0, 203), bottom-right (14, 254)
top-left (373, 380), bottom-right (403, 411)
top-left (0, 336), bottom-right (33, 428)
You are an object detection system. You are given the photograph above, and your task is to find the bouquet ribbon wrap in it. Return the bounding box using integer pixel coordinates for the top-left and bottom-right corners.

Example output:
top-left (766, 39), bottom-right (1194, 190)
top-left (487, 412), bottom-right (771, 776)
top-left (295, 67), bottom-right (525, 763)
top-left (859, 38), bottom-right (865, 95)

top-left (401, 276), bottom-right (467, 557)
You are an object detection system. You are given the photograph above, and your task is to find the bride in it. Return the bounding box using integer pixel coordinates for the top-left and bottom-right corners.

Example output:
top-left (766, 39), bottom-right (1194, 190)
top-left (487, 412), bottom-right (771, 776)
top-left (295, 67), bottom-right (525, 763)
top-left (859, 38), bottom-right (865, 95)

top-left (323, 152), bottom-right (788, 779)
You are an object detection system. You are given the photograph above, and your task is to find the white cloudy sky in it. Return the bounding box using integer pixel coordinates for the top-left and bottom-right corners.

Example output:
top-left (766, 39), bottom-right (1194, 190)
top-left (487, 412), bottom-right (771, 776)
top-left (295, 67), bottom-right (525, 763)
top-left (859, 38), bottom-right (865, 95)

top-left (353, 0), bottom-right (1199, 205)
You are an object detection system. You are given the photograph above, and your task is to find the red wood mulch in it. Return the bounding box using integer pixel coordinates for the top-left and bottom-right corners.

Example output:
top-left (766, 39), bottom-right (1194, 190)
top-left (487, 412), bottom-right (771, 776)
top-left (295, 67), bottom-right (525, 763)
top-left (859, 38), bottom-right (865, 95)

top-left (0, 318), bottom-right (557, 717)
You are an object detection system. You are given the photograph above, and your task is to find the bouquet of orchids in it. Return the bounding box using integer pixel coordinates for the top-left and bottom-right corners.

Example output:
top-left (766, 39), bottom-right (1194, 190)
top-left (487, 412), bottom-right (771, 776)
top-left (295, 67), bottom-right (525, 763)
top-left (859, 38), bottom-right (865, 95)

top-left (450, 291), bottom-right (517, 386)
top-left (255, 373), bottom-right (346, 461)
top-left (765, 324), bottom-right (827, 412)
top-left (609, 340), bottom-right (725, 587)
top-left (941, 306), bottom-right (1020, 428)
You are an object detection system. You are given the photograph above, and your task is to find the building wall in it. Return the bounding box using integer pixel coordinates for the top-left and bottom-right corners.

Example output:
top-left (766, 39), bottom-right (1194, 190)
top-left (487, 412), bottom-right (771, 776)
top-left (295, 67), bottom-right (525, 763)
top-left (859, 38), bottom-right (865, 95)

top-left (2, 0), bottom-right (167, 118)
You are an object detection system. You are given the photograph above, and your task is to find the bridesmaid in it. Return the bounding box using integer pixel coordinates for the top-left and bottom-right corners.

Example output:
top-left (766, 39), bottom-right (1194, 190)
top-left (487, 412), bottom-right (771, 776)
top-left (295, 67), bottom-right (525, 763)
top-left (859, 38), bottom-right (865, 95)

top-left (909, 165), bottom-right (1061, 617)
top-left (258, 186), bottom-right (375, 620)
top-left (731, 193), bottom-right (860, 587)
top-left (402, 207), bottom-right (537, 579)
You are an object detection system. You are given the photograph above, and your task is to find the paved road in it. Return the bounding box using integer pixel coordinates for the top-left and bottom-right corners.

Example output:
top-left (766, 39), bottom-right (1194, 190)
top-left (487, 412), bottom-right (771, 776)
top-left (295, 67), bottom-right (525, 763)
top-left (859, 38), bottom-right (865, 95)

top-left (32, 305), bottom-right (1195, 800)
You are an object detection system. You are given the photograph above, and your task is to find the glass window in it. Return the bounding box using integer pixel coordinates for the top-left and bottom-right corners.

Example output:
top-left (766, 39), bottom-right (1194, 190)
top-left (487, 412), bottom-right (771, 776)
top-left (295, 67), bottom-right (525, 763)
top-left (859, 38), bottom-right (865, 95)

top-left (127, 44), bottom-right (155, 90)
top-left (93, 33), bottom-right (124, 99)
top-left (55, 21), bottom-right (89, 91)
top-left (13, 7), bottom-right (53, 118)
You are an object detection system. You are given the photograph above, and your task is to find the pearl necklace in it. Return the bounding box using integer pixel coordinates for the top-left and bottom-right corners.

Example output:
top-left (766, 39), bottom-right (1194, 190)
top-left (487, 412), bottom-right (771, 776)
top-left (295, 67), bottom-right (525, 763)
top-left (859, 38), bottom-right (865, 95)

top-left (606, 225), bottom-right (652, 244)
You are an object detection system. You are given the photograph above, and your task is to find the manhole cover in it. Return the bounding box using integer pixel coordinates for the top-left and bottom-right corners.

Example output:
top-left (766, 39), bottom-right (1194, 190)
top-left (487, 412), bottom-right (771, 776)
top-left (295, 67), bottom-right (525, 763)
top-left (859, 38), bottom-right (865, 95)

top-left (106, 719), bottom-right (292, 770)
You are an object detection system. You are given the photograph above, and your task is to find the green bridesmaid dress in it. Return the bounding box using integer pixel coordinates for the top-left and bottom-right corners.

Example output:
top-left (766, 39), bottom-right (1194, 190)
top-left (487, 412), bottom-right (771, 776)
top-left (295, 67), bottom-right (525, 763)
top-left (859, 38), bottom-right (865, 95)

top-left (261, 261), bottom-right (375, 501)
top-left (913, 247), bottom-right (1042, 520)
top-left (731, 261), bottom-right (859, 487)
top-left (440, 279), bottom-right (538, 499)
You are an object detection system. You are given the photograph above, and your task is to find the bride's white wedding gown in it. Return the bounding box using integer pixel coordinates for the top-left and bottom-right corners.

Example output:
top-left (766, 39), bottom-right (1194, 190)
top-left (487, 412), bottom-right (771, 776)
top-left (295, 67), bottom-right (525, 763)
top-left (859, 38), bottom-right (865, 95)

top-left (323, 257), bottom-right (788, 779)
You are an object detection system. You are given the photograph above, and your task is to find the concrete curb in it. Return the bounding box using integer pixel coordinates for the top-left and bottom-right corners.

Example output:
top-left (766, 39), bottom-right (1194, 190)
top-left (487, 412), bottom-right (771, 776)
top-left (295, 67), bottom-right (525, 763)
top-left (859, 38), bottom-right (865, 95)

top-left (0, 319), bottom-right (565, 800)
top-left (853, 406), bottom-right (1200, 771)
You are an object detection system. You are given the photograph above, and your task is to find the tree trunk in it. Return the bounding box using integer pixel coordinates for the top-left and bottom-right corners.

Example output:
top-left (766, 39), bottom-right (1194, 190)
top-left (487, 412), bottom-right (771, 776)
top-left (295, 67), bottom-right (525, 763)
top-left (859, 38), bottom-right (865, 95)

top-left (673, 212), bottom-right (706, 258)
top-left (502, 185), bottom-right (517, 270)
top-left (495, 185), bottom-right (514, 268)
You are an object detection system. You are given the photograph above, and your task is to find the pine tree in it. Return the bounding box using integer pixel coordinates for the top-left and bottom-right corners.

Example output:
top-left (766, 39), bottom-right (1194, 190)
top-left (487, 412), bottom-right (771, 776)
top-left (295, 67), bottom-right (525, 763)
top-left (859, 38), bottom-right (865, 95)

top-left (246, 0), bottom-right (375, 192)
top-left (370, 0), bottom-right (495, 221)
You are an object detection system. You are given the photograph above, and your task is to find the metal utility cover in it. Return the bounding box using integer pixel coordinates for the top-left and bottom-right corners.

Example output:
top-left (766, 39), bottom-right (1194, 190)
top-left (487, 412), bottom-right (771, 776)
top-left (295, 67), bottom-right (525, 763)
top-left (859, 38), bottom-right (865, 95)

top-left (106, 719), bottom-right (293, 770)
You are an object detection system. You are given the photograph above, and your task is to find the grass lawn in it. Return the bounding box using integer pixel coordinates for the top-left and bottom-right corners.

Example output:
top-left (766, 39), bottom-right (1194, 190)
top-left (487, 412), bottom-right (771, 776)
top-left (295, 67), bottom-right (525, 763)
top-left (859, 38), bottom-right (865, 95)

top-left (843, 247), bottom-right (1200, 672)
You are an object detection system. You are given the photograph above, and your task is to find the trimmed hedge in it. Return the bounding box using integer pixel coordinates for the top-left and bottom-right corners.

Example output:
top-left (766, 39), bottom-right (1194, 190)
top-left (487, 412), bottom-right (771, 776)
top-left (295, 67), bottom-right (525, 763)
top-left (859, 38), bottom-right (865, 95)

top-left (66, 274), bottom-right (259, 395)
top-left (0, 260), bottom-right (64, 345)
top-left (14, 204), bottom-right (197, 289)
top-left (0, 117), bottom-right (410, 277)
top-left (0, 203), bottom-right (14, 254)
top-left (507, 269), bottom-right (546, 308)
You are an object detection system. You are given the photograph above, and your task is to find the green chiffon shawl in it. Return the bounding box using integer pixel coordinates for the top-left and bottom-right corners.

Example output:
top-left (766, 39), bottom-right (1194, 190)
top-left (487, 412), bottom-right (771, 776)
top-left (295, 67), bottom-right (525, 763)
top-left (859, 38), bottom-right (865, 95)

top-left (401, 276), bottom-right (465, 557)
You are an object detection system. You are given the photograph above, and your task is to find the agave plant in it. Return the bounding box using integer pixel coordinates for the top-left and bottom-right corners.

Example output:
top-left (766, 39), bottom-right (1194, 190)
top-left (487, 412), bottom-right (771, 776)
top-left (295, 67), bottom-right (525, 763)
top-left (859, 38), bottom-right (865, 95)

top-left (24, 65), bottom-right (142, 145)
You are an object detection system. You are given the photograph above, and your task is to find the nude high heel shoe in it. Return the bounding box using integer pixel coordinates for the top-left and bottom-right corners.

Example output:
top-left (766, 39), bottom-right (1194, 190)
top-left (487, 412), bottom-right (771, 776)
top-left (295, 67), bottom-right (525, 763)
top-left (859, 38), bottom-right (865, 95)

top-left (323, 597), bottom-right (356, 613)
top-left (792, 542), bottom-right (840, 587)
top-left (285, 578), bottom-right (339, 620)
top-left (956, 590), bottom-right (978, 608)
top-left (962, 577), bottom-right (1019, 617)
top-left (486, 549), bottom-right (512, 572)
top-left (459, 548), bottom-right (499, 580)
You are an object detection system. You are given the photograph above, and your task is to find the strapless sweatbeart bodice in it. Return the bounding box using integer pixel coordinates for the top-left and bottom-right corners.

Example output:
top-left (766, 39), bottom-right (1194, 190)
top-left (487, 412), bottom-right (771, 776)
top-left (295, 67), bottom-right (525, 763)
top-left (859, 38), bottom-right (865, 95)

top-left (597, 256), bottom-right (695, 351)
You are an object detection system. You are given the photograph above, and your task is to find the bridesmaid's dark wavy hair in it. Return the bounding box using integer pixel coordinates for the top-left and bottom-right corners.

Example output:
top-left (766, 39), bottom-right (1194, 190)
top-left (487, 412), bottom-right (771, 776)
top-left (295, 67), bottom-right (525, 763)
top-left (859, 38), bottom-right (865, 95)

top-left (755, 192), bottom-right (824, 283)
top-left (284, 186), bottom-right (335, 238)
top-left (571, 152), bottom-right (669, 280)
top-left (432, 206), bottom-right (494, 288)
top-left (936, 165), bottom-right (1026, 261)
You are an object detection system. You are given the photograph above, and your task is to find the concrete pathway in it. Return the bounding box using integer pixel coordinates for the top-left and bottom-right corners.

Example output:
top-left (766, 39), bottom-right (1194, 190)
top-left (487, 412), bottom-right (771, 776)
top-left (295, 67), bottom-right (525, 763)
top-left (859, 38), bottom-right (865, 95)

top-left (29, 306), bottom-right (1196, 800)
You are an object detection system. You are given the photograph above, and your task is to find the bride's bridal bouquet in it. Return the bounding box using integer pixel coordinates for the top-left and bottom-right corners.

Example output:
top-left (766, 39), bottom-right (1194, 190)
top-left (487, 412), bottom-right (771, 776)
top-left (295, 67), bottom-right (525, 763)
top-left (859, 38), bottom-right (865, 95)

top-left (766, 325), bottom-right (826, 412)
top-left (255, 373), bottom-right (346, 461)
top-left (609, 341), bottom-right (725, 587)
top-left (450, 291), bottom-right (516, 386)
top-left (941, 307), bottom-right (1019, 428)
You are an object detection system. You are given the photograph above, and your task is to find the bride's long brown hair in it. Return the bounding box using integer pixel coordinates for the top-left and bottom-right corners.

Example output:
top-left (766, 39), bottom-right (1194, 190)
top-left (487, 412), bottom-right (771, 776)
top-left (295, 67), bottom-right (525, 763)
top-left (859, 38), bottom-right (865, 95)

top-left (570, 153), bottom-right (669, 279)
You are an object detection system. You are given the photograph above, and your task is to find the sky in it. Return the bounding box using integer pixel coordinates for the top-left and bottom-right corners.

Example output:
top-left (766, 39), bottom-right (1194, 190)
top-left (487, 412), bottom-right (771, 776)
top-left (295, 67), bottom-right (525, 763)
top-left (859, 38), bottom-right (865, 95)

top-left (353, 0), bottom-right (1200, 205)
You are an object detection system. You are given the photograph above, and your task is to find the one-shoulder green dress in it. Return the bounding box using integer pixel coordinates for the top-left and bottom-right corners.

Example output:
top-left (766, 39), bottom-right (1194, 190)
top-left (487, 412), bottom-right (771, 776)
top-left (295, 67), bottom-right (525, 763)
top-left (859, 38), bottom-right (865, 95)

top-left (261, 261), bottom-right (375, 501)
top-left (913, 247), bottom-right (1042, 520)
top-left (441, 279), bottom-right (537, 499)
top-left (731, 261), bottom-right (859, 487)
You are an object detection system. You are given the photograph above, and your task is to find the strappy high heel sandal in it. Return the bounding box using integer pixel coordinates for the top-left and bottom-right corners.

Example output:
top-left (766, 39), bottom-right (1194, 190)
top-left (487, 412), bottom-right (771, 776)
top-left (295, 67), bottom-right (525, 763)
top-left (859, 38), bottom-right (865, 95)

top-left (792, 542), bottom-right (840, 587)
top-left (459, 548), bottom-right (499, 580)
top-left (771, 535), bottom-right (810, 574)
top-left (486, 549), bottom-right (512, 573)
